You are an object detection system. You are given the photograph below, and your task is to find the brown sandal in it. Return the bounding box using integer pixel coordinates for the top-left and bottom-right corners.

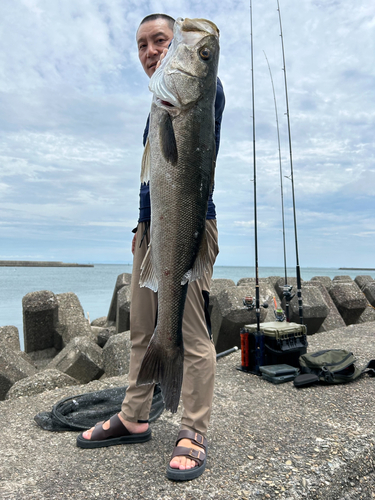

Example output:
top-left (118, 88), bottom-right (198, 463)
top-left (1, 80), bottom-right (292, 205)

top-left (166, 430), bottom-right (207, 481)
top-left (76, 414), bottom-right (151, 449)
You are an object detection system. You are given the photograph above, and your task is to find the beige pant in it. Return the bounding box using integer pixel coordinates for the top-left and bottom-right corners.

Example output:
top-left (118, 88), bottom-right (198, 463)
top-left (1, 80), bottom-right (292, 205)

top-left (120, 219), bottom-right (219, 436)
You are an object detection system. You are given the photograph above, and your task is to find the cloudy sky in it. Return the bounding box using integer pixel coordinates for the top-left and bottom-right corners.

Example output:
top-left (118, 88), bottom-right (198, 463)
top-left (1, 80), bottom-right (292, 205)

top-left (1, 0), bottom-right (374, 268)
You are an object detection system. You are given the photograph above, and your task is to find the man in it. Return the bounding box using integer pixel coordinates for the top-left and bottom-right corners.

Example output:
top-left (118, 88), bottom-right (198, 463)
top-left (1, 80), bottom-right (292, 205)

top-left (77, 13), bottom-right (225, 482)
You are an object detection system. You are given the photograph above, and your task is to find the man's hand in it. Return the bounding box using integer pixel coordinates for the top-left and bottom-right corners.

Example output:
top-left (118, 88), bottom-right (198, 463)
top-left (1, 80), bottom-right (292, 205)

top-left (131, 233), bottom-right (137, 255)
top-left (155, 48), bottom-right (168, 71)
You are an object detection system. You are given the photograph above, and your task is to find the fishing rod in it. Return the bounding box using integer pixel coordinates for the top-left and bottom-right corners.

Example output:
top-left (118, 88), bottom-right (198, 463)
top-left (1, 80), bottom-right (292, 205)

top-left (276, 0), bottom-right (303, 325)
top-left (250, 0), bottom-right (260, 331)
top-left (263, 51), bottom-right (293, 322)
top-left (250, 0), bottom-right (264, 368)
top-left (239, 0), bottom-right (270, 373)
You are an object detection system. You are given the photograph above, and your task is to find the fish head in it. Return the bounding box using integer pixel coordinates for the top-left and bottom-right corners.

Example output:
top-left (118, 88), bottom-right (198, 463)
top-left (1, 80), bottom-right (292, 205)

top-left (149, 18), bottom-right (220, 111)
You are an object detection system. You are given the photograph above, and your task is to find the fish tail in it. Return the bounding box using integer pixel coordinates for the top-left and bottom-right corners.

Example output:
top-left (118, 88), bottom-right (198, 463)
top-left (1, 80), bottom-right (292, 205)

top-left (136, 331), bottom-right (184, 413)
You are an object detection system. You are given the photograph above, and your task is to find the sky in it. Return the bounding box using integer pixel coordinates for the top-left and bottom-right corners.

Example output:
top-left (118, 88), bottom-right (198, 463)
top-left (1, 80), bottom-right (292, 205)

top-left (1, 0), bottom-right (374, 268)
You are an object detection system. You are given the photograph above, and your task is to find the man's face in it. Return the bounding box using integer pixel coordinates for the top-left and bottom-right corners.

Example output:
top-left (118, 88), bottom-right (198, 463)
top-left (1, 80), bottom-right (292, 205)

top-left (136, 19), bottom-right (174, 78)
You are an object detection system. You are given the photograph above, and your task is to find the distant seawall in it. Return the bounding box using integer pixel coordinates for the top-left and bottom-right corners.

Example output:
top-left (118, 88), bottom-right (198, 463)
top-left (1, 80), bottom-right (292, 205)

top-left (0, 261), bottom-right (94, 268)
top-left (339, 267), bottom-right (375, 271)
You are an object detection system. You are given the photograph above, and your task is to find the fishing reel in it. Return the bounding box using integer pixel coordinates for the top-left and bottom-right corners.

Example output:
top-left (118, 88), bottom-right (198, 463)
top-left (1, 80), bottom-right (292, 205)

top-left (243, 296), bottom-right (269, 311)
top-left (283, 284), bottom-right (295, 302)
top-left (274, 308), bottom-right (286, 322)
top-left (243, 296), bottom-right (255, 310)
top-left (273, 296), bottom-right (285, 322)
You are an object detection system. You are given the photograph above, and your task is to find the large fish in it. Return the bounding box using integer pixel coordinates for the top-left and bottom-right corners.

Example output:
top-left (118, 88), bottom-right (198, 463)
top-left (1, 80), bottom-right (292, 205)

top-left (136, 18), bottom-right (220, 412)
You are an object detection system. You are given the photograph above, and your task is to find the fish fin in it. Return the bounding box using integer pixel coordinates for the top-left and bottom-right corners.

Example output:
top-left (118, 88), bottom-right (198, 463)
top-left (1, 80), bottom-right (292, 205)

top-left (181, 230), bottom-right (209, 285)
top-left (136, 328), bottom-right (184, 413)
top-left (140, 138), bottom-right (151, 184)
top-left (139, 243), bottom-right (158, 292)
top-left (181, 269), bottom-right (192, 285)
top-left (160, 112), bottom-right (178, 166)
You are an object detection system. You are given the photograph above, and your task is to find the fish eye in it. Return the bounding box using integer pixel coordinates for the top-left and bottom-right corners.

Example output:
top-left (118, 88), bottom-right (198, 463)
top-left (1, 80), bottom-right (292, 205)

top-left (199, 47), bottom-right (211, 60)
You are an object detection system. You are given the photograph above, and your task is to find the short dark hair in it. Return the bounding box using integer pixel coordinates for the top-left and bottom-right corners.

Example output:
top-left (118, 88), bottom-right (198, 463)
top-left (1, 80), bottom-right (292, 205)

top-left (139, 14), bottom-right (175, 32)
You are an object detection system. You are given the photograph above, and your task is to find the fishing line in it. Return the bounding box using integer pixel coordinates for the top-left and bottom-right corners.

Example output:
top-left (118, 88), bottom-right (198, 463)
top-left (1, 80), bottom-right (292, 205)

top-left (276, 0), bottom-right (303, 324)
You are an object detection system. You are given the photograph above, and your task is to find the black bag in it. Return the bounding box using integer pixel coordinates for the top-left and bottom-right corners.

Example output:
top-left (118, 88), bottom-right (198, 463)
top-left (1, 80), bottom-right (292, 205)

top-left (294, 349), bottom-right (375, 388)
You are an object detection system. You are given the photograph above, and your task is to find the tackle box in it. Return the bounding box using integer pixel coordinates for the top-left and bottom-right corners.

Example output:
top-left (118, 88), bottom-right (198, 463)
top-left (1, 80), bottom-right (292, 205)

top-left (259, 364), bottom-right (300, 384)
top-left (239, 321), bottom-right (308, 375)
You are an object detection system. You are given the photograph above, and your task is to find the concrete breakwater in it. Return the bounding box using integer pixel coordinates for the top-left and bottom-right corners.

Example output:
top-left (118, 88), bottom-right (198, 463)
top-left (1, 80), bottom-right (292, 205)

top-left (1, 272), bottom-right (375, 402)
top-left (0, 260), bottom-right (94, 267)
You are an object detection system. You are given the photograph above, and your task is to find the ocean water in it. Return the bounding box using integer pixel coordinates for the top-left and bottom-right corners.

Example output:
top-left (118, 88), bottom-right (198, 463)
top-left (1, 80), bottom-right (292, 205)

top-left (1, 264), bottom-right (374, 350)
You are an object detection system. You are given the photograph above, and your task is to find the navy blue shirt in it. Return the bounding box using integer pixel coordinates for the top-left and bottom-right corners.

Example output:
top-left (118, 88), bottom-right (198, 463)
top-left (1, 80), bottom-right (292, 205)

top-left (138, 77), bottom-right (225, 223)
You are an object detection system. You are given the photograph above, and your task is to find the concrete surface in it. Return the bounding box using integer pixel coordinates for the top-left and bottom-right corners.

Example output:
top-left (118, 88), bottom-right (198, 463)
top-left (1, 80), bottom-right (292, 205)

top-left (1, 323), bottom-right (375, 499)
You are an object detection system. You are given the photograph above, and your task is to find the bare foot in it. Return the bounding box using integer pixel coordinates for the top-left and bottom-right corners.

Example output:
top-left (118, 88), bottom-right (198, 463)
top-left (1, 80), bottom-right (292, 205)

top-left (82, 414), bottom-right (148, 440)
top-left (169, 438), bottom-right (205, 470)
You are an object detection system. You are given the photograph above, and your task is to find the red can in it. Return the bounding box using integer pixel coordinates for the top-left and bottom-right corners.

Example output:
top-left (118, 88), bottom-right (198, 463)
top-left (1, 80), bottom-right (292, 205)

top-left (240, 329), bottom-right (249, 369)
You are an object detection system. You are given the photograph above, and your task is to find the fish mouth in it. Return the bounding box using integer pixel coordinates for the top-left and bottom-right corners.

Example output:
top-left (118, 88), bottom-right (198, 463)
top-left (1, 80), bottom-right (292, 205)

top-left (179, 18), bottom-right (219, 38)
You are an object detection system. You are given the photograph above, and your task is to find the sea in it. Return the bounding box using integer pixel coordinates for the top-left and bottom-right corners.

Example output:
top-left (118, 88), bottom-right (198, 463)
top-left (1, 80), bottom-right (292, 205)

top-left (1, 264), bottom-right (374, 350)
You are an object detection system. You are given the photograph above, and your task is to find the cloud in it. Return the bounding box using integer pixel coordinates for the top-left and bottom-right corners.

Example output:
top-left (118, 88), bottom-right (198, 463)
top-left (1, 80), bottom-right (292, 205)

top-left (0, 0), bottom-right (374, 268)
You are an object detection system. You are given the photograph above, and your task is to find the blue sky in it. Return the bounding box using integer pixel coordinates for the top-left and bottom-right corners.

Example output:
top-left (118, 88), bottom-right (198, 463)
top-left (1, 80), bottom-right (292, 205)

top-left (1, 0), bottom-right (374, 267)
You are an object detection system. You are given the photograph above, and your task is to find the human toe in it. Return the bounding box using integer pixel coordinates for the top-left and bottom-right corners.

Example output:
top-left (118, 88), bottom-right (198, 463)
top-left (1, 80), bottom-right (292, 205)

top-left (82, 428), bottom-right (93, 440)
top-left (170, 452), bottom-right (198, 470)
top-left (81, 420), bottom-right (109, 440)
